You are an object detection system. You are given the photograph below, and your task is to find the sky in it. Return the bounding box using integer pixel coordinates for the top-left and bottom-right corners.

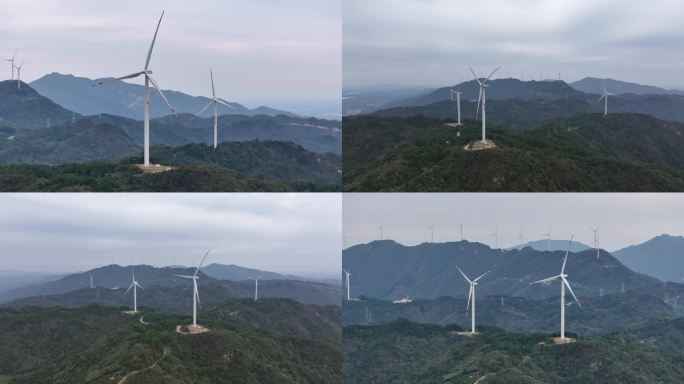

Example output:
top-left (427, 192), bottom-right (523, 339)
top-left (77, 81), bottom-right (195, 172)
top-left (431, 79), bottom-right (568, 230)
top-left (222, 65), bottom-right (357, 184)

top-left (343, 0), bottom-right (684, 89)
top-left (0, 193), bottom-right (341, 277)
top-left (343, 193), bottom-right (684, 251)
top-left (0, 0), bottom-right (341, 116)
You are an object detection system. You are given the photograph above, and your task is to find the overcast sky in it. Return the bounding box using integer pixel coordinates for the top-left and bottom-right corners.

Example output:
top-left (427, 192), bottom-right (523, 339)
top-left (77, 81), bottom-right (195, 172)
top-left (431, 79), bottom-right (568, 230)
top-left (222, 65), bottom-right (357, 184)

top-left (344, 0), bottom-right (684, 89)
top-left (343, 193), bottom-right (684, 251)
top-left (0, 0), bottom-right (341, 115)
top-left (0, 193), bottom-right (341, 277)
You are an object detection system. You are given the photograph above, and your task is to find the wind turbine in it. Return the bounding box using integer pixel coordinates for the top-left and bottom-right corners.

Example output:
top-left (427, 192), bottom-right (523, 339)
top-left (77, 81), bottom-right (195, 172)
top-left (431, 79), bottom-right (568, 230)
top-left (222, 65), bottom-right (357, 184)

top-left (125, 268), bottom-right (144, 313)
top-left (90, 274), bottom-right (94, 289)
top-left (250, 276), bottom-right (263, 301)
top-left (531, 235), bottom-right (581, 341)
top-left (450, 87), bottom-right (462, 125)
top-left (192, 68), bottom-right (236, 149)
top-left (491, 225), bottom-right (498, 249)
top-left (589, 225), bottom-right (601, 258)
top-left (343, 267), bottom-right (352, 301)
top-left (517, 227), bottom-right (524, 247)
top-left (428, 224), bottom-right (434, 243)
top-left (596, 87), bottom-right (616, 117)
top-left (470, 66), bottom-right (501, 144)
top-left (455, 265), bottom-right (488, 334)
top-left (458, 222), bottom-right (465, 241)
top-left (15, 61), bottom-right (25, 90)
top-left (543, 225), bottom-right (552, 251)
top-left (173, 249), bottom-right (211, 328)
top-left (92, 11), bottom-right (176, 167)
top-left (5, 51), bottom-right (17, 80)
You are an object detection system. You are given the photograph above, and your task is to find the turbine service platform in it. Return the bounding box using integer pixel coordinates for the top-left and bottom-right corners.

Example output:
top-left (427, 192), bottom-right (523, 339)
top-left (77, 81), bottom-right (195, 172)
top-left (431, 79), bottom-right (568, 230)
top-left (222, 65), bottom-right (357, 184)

top-left (134, 164), bottom-right (175, 174)
top-left (552, 337), bottom-right (576, 345)
top-left (464, 139), bottom-right (497, 151)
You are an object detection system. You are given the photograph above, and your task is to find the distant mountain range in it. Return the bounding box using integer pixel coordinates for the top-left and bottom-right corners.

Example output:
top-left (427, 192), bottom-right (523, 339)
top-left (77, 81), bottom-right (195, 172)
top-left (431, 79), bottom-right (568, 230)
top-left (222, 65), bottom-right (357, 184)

top-left (343, 84), bottom-right (433, 115)
top-left (342, 240), bottom-right (658, 301)
top-left (201, 263), bottom-right (310, 282)
top-left (570, 77), bottom-right (684, 96)
top-left (0, 80), bottom-right (77, 130)
top-left (0, 264), bottom-right (341, 306)
top-left (509, 239), bottom-right (592, 252)
top-left (613, 234), bottom-right (684, 282)
top-left (30, 72), bottom-right (297, 119)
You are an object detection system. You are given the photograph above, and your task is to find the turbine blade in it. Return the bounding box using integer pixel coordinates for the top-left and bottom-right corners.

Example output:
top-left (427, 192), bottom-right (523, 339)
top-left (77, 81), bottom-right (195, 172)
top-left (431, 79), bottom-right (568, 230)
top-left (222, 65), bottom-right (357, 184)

top-left (147, 74), bottom-right (176, 115)
top-left (125, 283), bottom-right (134, 295)
top-left (210, 68), bottom-right (216, 99)
top-left (455, 265), bottom-right (472, 284)
top-left (145, 11), bottom-right (165, 70)
top-left (531, 275), bottom-right (560, 285)
top-left (194, 248), bottom-right (211, 276)
top-left (136, 282), bottom-right (144, 290)
top-left (475, 87), bottom-right (482, 120)
top-left (595, 95), bottom-right (605, 103)
top-left (191, 100), bottom-right (214, 120)
top-left (473, 271), bottom-right (489, 283)
top-left (92, 71), bottom-right (145, 86)
top-left (563, 277), bottom-right (581, 308)
top-left (484, 66), bottom-right (502, 83)
top-left (195, 288), bottom-right (201, 309)
top-left (216, 98), bottom-right (237, 109)
top-left (469, 66), bottom-right (483, 85)
top-left (561, 235), bottom-right (574, 274)
top-left (466, 285), bottom-right (473, 313)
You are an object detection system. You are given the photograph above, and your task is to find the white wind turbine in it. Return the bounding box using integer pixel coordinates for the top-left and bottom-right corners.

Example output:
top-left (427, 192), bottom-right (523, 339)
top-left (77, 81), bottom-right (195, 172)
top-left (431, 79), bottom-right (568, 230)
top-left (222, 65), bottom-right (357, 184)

top-left (596, 87), bottom-right (616, 117)
top-left (590, 225), bottom-right (601, 258)
top-left (250, 275), bottom-right (263, 301)
top-left (450, 87), bottom-right (463, 125)
top-left (470, 66), bottom-right (501, 144)
top-left (174, 249), bottom-right (211, 327)
top-left (192, 68), bottom-right (236, 149)
top-left (5, 51), bottom-right (17, 80)
top-left (343, 267), bottom-right (352, 301)
top-left (543, 225), bottom-right (552, 251)
top-left (15, 61), bottom-right (25, 90)
top-left (125, 268), bottom-right (144, 313)
top-left (90, 274), bottom-right (94, 289)
top-left (93, 11), bottom-right (176, 167)
top-left (491, 225), bottom-right (499, 249)
top-left (531, 235), bottom-right (582, 341)
top-left (455, 265), bottom-right (488, 334)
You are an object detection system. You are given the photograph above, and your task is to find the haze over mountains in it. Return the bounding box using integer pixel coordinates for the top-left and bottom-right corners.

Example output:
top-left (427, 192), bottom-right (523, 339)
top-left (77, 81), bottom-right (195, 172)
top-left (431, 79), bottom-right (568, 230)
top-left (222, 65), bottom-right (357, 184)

top-left (614, 234), bottom-right (684, 282)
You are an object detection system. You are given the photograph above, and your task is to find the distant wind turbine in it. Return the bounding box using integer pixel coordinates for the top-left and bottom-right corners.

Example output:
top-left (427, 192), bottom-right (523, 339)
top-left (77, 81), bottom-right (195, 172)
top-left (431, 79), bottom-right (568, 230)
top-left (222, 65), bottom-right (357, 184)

top-left (90, 274), bottom-right (94, 289)
top-left (458, 222), bottom-right (465, 241)
top-left (5, 50), bottom-right (17, 80)
top-left (250, 276), bottom-right (263, 301)
top-left (15, 61), bottom-right (25, 90)
top-left (450, 88), bottom-right (463, 125)
top-left (531, 235), bottom-right (582, 341)
top-left (470, 66), bottom-right (501, 144)
top-left (491, 225), bottom-right (498, 249)
top-left (543, 225), bottom-right (552, 251)
top-left (596, 87), bottom-right (616, 117)
top-left (174, 249), bottom-right (211, 327)
top-left (455, 265), bottom-right (488, 334)
top-left (343, 267), bottom-right (352, 301)
top-left (192, 68), bottom-right (236, 149)
top-left (92, 11), bottom-right (176, 167)
top-left (589, 225), bottom-right (601, 258)
top-left (125, 268), bottom-right (144, 313)
top-left (428, 224), bottom-right (434, 243)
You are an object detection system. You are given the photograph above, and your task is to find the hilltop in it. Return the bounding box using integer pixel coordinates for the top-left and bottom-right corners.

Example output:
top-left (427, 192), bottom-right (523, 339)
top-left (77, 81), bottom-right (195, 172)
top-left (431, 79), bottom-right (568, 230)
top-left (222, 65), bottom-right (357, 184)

top-left (0, 300), bottom-right (340, 383)
top-left (342, 114), bottom-right (684, 191)
top-left (0, 80), bottom-right (77, 130)
top-left (342, 319), bottom-right (684, 384)
top-left (613, 234), bottom-right (684, 282)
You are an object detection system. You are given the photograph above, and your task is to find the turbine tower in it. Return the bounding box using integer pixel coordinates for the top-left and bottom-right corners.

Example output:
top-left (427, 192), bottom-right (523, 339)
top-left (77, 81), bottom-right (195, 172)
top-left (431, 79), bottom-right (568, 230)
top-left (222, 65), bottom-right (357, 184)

top-left (596, 87), bottom-right (616, 117)
top-left (455, 265), bottom-right (488, 334)
top-left (428, 224), bottom-right (434, 243)
top-left (174, 249), bottom-right (211, 327)
top-left (15, 61), bottom-right (25, 90)
top-left (5, 51), bottom-right (17, 80)
top-left (470, 66), bottom-right (501, 144)
top-left (90, 274), bottom-right (94, 289)
top-left (343, 267), bottom-right (351, 301)
top-left (543, 225), bottom-right (552, 251)
top-left (250, 275), bottom-right (263, 301)
top-left (125, 268), bottom-right (144, 313)
top-left (93, 11), bottom-right (176, 167)
top-left (531, 235), bottom-right (582, 341)
top-left (450, 88), bottom-right (462, 125)
top-left (589, 225), bottom-right (601, 258)
top-left (491, 225), bottom-right (498, 249)
top-left (192, 68), bottom-right (236, 149)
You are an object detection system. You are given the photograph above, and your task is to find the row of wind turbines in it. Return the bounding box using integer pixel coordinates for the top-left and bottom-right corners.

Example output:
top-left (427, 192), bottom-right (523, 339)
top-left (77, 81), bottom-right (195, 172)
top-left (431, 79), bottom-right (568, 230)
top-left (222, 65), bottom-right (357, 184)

top-left (4, 50), bottom-right (26, 90)
top-left (449, 66), bottom-right (618, 146)
top-left (89, 11), bottom-right (235, 166)
top-left (91, 249), bottom-right (264, 331)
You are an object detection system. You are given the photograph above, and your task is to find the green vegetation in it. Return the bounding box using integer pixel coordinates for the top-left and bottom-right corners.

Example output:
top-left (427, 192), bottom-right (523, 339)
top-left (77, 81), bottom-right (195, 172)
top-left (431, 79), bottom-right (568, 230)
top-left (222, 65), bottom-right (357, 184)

top-left (0, 299), bottom-right (341, 384)
top-left (343, 319), bottom-right (684, 383)
top-left (342, 114), bottom-right (684, 191)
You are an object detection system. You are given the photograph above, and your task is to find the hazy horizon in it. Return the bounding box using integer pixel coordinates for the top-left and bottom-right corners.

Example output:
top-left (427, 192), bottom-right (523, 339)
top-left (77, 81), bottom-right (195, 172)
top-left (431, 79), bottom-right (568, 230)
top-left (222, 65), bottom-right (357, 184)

top-left (343, 193), bottom-right (684, 251)
top-left (1, 0), bottom-right (341, 117)
top-left (0, 193), bottom-right (342, 277)
top-left (344, 0), bottom-right (684, 89)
